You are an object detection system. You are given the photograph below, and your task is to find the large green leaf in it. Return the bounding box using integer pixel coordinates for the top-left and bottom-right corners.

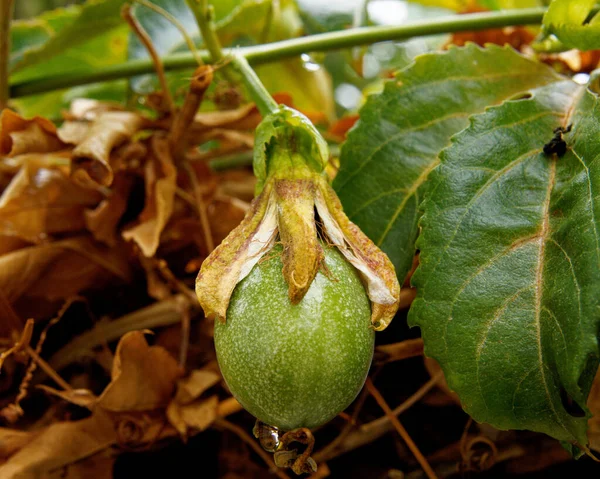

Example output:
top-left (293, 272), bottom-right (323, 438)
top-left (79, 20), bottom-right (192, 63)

top-left (409, 78), bottom-right (600, 447)
top-left (11, 0), bottom-right (127, 74)
top-left (334, 45), bottom-right (561, 283)
top-left (543, 0), bottom-right (600, 51)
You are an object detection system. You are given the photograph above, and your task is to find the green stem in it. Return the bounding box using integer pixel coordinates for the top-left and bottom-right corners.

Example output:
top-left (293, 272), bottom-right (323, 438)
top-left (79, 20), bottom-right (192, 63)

top-left (10, 7), bottom-right (547, 99)
top-left (231, 55), bottom-right (278, 116)
top-left (0, 0), bottom-right (14, 110)
top-left (186, 0), bottom-right (224, 63)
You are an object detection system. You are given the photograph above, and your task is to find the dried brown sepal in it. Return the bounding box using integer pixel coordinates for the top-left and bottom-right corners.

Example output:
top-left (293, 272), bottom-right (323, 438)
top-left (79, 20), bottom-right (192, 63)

top-left (195, 182), bottom-right (277, 322)
top-left (274, 179), bottom-right (323, 304)
top-left (315, 178), bottom-right (400, 330)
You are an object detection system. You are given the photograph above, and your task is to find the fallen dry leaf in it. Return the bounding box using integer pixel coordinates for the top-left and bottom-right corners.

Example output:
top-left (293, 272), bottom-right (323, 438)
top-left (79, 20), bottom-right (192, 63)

top-left (0, 109), bottom-right (63, 157)
top-left (0, 155), bottom-right (102, 243)
top-left (0, 411), bottom-right (116, 479)
top-left (98, 331), bottom-right (183, 412)
top-left (62, 111), bottom-right (145, 187)
top-left (0, 236), bottom-right (131, 311)
top-left (166, 369), bottom-right (220, 437)
top-left (122, 137), bottom-right (176, 257)
top-left (85, 173), bottom-right (134, 246)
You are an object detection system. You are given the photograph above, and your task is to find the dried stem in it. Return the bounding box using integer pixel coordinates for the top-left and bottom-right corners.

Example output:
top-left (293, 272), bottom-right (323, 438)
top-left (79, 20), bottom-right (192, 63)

top-left (366, 370), bottom-right (444, 431)
top-left (214, 418), bottom-right (290, 479)
top-left (26, 346), bottom-right (72, 392)
top-left (374, 338), bottom-right (424, 365)
top-left (169, 65), bottom-right (213, 159)
top-left (0, 0), bottom-right (14, 110)
top-left (317, 370), bottom-right (442, 462)
top-left (365, 378), bottom-right (438, 479)
top-left (122, 3), bottom-right (175, 115)
top-left (184, 161), bottom-right (215, 253)
top-left (47, 296), bottom-right (192, 372)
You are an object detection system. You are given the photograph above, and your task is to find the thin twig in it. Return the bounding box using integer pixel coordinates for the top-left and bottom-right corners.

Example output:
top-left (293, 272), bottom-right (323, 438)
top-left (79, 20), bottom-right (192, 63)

top-left (134, 0), bottom-right (202, 64)
top-left (25, 346), bottom-right (72, 392)
top-left (366, 370), bottom-right (444, 431)
top-left (178, 304), bottom-right (191, 367)
top-left (365, 378), bottom-right (438, 479)
top-left (47, 296), bottom-right (192, 372)
top-left (214, 418), bottom-right (290, 479)
top-left (184, 161), bottom-right (215, 253)
top-left (0, 0), bottom-right (14, 110)
top-left (317, 370), bottom-right (443, 462)
top-left (122, 3), bottom-right (175, 115)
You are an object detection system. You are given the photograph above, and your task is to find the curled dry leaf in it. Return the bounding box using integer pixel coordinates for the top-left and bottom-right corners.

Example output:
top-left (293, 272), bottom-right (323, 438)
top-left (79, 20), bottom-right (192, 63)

top-left (60, 111), bottom-right (145, 187)
top-left (0, 109), bottom-right (63, 157)
top-left (97, 331), bottom-right (183, 412)
top-left (122, 137), bottom-right (176, 257)
top-left (0, 155), bottom-right (102, 242)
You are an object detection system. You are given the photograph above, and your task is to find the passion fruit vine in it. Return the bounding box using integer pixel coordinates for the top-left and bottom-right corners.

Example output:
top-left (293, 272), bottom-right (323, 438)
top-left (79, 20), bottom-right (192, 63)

top-left (214, 244), bottom-right (374, 431)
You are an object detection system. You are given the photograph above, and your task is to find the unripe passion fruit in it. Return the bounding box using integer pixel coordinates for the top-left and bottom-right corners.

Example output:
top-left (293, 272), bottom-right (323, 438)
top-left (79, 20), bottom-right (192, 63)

top-left (214, 244), bottom-right (374, 431)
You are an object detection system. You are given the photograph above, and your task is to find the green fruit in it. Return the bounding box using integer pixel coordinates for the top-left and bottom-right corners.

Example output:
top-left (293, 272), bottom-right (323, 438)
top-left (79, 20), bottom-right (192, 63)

top-left (214, 244), bottom-right (374, 431)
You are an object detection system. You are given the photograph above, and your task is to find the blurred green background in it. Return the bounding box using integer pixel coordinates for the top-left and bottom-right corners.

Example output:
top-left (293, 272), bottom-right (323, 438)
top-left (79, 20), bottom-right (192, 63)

top-left (14, 0), bottom-right (83, 19)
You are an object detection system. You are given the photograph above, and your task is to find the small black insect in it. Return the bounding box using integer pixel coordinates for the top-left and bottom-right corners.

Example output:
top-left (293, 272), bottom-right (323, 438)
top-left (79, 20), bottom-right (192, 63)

top-left (543, 124), bottom-right (572, 157)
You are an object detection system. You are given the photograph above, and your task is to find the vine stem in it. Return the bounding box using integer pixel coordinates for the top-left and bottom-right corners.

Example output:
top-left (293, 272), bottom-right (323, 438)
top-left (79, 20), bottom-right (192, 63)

top-left (9, 7), bottom-right (548, 99)
top-left (187, 0), bottom-right (277, 115)
top-left (0, 0), bottom-right (14, 110)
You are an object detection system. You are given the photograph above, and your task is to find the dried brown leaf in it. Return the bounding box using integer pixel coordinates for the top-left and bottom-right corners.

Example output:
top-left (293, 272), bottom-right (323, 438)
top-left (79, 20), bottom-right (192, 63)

top-left (45, 450), bottom-right (115, 479)
top-left (97, 331), bottom-right (182, 412)
top-left (167, 371), bottom-right (220, 437)
top-left (0, 236), bottom-right (131, 307)
top-left (0, 110), bottom-right (63, 157)
top-left (0, 156), bottom-right (102, 242)
top-left (173, 370), bottom-right (220, 405)
top-left (167, 395), bottom-right (219, 437)
top-left (62, 111), bottom-right (145, 187)
top-left (85, 173), bottom-right (134, 246)
top-left (122, 137), bottom-right (176, 257)
top-left (0, 411), bottom-right (116, 479)
top-left (0, 428), bottom-right (34, 462)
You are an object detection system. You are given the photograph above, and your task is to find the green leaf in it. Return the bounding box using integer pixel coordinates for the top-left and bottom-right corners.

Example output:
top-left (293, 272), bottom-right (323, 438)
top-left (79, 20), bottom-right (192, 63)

top-left (11, 0), bottom-right (127, 73)
top-left (334, 45), bottom-right (561, 283)
top-left (543, 0), bottom-right (600, 51)
top-left (409, 78), bottom-right (600, 447)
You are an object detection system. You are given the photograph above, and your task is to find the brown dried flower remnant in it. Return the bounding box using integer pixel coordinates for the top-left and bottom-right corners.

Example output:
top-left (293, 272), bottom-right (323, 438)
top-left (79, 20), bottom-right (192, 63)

top-left (196, 106), bottom-right (400, 330)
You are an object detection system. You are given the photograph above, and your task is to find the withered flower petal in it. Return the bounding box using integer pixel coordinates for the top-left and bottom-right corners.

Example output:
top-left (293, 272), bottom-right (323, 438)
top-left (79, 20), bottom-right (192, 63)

top-left (315, 178), bottom-right (400, 330)
top-left (275, 179), bottom-right (323, 303)
top-left (195, 182), bottom-right (277, 322)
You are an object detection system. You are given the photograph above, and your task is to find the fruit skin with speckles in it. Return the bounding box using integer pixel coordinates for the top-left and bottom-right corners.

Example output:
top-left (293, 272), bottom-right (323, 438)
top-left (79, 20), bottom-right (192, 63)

top-left (214, 243), bottom-right (374, 431)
